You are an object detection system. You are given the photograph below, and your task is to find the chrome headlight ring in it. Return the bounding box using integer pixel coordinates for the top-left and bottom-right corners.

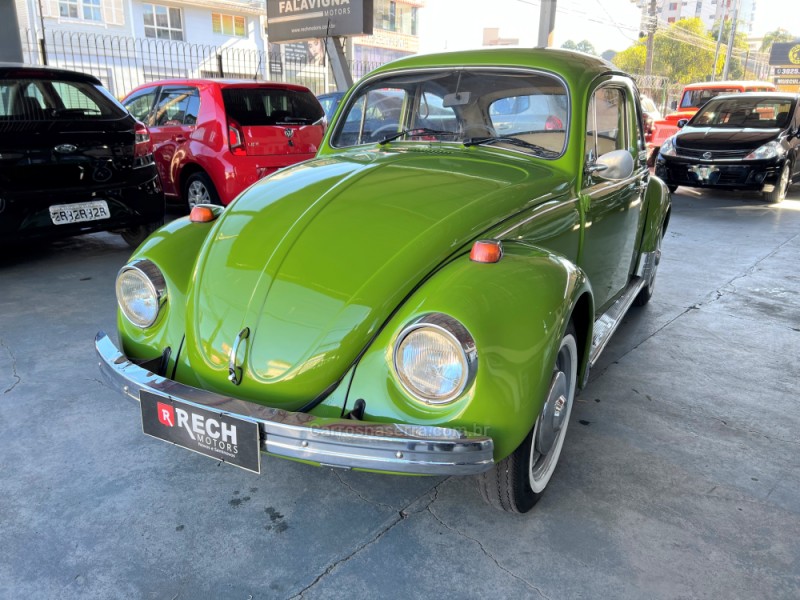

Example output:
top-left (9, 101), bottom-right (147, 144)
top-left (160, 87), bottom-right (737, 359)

top-left (115, 259), bottom-right (167, 328)
top-left (392, 313), bottom-right (478, 405)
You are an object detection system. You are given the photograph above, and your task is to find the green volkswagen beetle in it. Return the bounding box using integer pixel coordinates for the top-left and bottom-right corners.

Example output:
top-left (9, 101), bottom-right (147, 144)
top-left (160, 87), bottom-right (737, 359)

top-left (96, 48), bottom-right (670, 513)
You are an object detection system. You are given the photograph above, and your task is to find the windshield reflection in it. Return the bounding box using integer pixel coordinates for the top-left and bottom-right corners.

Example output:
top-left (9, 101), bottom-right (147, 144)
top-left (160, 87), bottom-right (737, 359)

top-left (331, 69), bottom-right (569, 157)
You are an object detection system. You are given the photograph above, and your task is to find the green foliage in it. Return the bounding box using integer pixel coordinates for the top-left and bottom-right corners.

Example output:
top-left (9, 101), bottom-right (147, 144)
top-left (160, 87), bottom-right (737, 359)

top-left (561, 39), bottom-right (597, 55)
top-left (760, 28), bottom-right (796, 52)
top-left (612, 17), bottom-right (759, 83)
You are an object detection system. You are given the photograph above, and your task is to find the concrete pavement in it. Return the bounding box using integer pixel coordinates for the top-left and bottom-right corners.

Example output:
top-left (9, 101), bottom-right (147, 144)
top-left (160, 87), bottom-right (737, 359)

top-left (1, 186), bottom-right (798, 599)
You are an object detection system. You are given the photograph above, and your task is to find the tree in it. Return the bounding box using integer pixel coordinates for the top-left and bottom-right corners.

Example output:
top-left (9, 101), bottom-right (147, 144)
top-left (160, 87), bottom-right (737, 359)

top-left (611, 18), bottom-right (755, 83)
top-left (561, 39), bottom-right (596, 55)
top-left (760, 28), bottom-right (796, 53)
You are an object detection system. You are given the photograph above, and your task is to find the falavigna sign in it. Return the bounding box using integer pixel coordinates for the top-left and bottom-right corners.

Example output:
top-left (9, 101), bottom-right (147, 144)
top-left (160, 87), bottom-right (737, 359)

top-left (266, 0), bottom-right (374, 43)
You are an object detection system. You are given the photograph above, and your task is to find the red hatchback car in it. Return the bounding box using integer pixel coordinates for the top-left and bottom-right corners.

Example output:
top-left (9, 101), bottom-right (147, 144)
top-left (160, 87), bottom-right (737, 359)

top-left (122, 80), bottom-right (325, 207)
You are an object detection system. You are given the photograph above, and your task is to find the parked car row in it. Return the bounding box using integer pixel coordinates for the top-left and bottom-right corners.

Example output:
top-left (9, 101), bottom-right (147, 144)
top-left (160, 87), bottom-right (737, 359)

top-left (1, 64), bottom-right (326, 246)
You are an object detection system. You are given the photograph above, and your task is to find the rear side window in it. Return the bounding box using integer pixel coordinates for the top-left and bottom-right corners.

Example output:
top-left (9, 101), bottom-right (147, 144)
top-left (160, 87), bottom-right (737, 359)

top-left (0, 78), bottom-right (126, 120)
top-left (152, 86), bottom-right (200, 126)
top-left (222, 87), bottom-right (323, 125)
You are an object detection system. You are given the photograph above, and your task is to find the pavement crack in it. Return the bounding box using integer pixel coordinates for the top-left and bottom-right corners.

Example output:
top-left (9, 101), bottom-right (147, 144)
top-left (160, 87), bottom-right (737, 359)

top-left (332, 470), bottom-right (395, 511)
top-left (1, 337), bottom-right (21, 394)
top-left (426, 503), bottom-right (551, 600)
top-left (289, 482), bottom-right (445, 599)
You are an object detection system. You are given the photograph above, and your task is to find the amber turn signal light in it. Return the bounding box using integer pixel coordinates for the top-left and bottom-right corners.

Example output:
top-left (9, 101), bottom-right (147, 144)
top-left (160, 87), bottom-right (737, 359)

top-left (190, 206), bottom-right (217, 223)
top-left (470, 240), bottom-right (503, 263)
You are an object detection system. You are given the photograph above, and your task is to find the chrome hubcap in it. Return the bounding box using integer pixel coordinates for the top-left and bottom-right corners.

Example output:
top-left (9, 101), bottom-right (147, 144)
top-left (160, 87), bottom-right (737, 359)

top-left (529, 335), bottom-right (577, 493)
top-left (187, 181), bottom-right (210, 208)
top-left (536, 370), bottom-right (567, 456)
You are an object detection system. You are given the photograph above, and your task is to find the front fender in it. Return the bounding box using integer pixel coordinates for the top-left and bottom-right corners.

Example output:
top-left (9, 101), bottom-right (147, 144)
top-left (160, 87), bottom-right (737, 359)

top-left (345, 242), bottom-right (593, 461)
top-left (117, 214), bottom-right (218, 367)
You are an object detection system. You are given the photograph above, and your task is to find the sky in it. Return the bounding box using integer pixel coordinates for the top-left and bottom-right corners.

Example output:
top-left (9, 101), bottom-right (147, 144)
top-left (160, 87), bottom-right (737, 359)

top-left (418, 0), bottom-right (799, 56)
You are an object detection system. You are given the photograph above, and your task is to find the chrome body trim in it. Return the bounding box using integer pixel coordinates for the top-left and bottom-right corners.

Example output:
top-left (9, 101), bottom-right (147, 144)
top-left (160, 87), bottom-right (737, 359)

top-left (588, 276), bottom-right (646, 368)
top-left (95, 331), bottom-right (494, 476)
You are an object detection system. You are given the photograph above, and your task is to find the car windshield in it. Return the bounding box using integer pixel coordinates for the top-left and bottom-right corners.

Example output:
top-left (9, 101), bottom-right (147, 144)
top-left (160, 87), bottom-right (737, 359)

top-left (222, 87), bottom-right (324, 126)
top-left (330, 69), bottom-right (569, 158)
top-left (692, 97), bottom-right (795, 129)
top-left (680, 88), bottom-right (742, 109)
top-left (0, 78), bottom-right (126, 120)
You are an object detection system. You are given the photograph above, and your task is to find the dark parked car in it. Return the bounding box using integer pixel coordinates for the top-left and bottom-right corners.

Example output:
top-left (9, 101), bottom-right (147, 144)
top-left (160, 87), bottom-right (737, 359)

top-left (0, 64), bottom-right (164, 247)
top-left (655, 92), bottom-right (799, 202)
top-left (123, 80), bottom-right (325, 208)
top-left (317, 91), bottom-right (344, 120)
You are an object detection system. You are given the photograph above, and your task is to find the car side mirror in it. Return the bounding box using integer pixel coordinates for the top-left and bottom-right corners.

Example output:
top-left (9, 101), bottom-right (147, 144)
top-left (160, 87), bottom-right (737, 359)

top-left (670, 101), bottom-right (678, 111)
top-left (586, 149), bottom-right (634, 181)
top-left (677, 118), bottom-right (689, 128)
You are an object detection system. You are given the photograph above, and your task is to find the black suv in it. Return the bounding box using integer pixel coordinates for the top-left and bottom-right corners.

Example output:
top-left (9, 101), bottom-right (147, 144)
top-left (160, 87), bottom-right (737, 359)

top-left (0, 64), bottom-right (164, 247)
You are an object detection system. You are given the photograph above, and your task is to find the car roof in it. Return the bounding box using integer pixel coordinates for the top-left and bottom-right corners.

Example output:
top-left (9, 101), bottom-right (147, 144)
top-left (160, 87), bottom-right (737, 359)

top-left (364, 47), bottom-right (622, 89)
top-left (707, 92), bottom-right (799, 101)
top-left (133, 78), bottom-right (312, 92)
top-left (683, 80), bottom-right (776, 90)
top-left (0, 62), bottom-right (102, 85)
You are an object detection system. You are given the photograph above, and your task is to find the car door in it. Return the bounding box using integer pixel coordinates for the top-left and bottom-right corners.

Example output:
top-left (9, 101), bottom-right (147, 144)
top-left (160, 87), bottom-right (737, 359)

top-left (147, 85), bottom-right (200, 198)
top-left (579, 81), bottom-right (648, 313)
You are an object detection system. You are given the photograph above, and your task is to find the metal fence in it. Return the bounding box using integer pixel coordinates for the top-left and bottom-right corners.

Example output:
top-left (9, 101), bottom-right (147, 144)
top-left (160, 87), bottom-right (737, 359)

top-left (20, 29), bottom-right (385, 98)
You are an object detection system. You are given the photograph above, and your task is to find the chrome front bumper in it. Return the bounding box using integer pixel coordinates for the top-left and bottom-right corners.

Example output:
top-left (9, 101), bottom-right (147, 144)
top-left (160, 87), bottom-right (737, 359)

top-left (95, 332), bottom-right (494, 475)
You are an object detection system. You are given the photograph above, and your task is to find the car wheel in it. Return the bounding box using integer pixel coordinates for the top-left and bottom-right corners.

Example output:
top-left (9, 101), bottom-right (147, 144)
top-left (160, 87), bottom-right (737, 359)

top-left (185, 172), bottom-right (221, 209)
top-left (667, 184), bottom-right (678, 194)
top-left (120, 218), bottom-right (164, 249)
top-left (763, 161), bottom-right (790, 204)
top-left (477, 323), bottom-right (578, 513)
top-left (634, 227), bottom-right (663, 307)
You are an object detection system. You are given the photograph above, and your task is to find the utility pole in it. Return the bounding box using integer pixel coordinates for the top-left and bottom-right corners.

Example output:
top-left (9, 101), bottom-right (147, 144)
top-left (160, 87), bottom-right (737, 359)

top-left (0, 1), bottom-right (24, 62)
top-left (710, 0), bottom-right (729, 82)
top-left (722, 0), bottom-right (740, 80)
top-left (644, 0), bottom-right (657, 76)
top-left (537, 0), bottom-right (557, 47)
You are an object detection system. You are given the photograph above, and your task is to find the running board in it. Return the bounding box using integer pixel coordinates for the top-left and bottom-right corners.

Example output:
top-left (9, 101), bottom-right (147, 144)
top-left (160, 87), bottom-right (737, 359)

top-left (588, 277), bottom-right (646, 368)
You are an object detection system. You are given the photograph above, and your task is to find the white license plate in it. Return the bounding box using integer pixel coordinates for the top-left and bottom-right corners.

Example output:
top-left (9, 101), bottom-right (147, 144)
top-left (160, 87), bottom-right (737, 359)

top-left (49, 200), bottom-right (110, 225)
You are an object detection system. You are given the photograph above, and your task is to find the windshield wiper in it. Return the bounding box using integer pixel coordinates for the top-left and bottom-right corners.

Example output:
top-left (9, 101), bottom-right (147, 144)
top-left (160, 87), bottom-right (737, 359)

top-left (464, 135), bottom-right (560, 158)
top-left (378, 128), bottom-right (458, 144)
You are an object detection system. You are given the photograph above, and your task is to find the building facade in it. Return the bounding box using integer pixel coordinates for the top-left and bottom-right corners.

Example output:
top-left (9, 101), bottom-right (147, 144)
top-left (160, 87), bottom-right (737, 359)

top-left (17, 0), bottom-right (423, 97)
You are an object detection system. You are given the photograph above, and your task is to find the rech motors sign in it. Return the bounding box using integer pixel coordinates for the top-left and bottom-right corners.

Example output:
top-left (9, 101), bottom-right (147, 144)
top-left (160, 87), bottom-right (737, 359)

top-left (266, 0), bottom-right (374, 43)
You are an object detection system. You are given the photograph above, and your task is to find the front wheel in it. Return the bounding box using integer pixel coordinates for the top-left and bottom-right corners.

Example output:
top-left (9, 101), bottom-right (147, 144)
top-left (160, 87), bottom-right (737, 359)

top-left (185, 172), bottom-right (221, 209)
top-left (763, 161), bottom-right (791, 204)
top-left (477, 324), bottom-right (578, 513)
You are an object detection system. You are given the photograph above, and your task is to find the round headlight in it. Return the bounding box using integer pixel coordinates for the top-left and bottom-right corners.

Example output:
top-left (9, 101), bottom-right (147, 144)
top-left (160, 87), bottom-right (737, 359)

top-left (393, 314), bottom-right (477, 404)
top-left (115, 260), bottom-right (167, 328)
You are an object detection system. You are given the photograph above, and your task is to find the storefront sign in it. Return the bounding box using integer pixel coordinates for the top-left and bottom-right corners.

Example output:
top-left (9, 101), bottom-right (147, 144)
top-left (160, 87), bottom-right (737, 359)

top-left (266, 0), bottom-right (373, 43)
top-left (768, 41), bottom-right (800, 66)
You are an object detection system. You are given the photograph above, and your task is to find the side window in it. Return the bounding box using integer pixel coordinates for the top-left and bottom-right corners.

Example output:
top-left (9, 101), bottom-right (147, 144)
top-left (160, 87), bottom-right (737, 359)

top-left (184, 88), bottom-right (200, 125)
top-left (152, 86), bottom-right (195, 127)
top-left (586, 86), bottom-right (626, 159)
top-left (51, 81), bottom-right (101, 114)
top-left (124, 88), bottom-right (158, 124)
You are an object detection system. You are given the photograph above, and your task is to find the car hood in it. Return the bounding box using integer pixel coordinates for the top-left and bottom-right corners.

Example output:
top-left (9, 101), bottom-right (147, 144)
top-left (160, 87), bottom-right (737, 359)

top-left (183, 147), bottom-right (566, 409)
top-left (677, 126), bottom-right (781, 150)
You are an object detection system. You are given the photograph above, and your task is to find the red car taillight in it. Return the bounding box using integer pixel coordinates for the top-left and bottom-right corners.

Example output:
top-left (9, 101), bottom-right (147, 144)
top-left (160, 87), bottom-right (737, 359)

top-left (228, 121), bottom-right (246, 156)
top-left (133, 121), bottom-right (154, 167)
top-left (134, 121), bottom-right (152, 157)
